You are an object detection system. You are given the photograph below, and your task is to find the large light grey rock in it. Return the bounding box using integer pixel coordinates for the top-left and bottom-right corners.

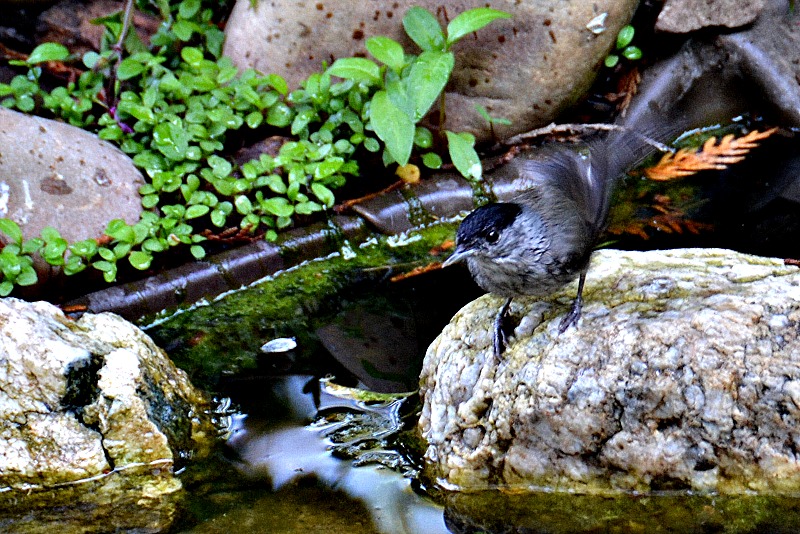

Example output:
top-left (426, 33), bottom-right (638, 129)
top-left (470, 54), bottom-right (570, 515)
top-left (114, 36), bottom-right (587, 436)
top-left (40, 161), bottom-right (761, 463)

top-left (0, 298), bottom-right (216, 533)
top-left (223, 0), bottom-right (638, 142)
top-left (0, 106), bottom-right (144, 244)
top-left (420, 248), bottom-right (800, 494)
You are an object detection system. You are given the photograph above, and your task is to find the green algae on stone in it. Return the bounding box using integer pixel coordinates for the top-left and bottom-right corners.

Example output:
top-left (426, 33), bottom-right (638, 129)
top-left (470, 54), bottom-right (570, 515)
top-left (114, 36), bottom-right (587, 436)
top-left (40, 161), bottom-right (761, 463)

top-left (145, 221), bottom-right (458, 387)
top-left (438, 490), bottom-right (800, 534)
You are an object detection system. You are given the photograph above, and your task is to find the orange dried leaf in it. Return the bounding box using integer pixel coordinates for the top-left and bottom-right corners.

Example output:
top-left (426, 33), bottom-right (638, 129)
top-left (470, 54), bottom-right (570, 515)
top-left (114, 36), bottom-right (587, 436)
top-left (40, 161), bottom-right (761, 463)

top-left (644, 128), bottom-right (778, 181)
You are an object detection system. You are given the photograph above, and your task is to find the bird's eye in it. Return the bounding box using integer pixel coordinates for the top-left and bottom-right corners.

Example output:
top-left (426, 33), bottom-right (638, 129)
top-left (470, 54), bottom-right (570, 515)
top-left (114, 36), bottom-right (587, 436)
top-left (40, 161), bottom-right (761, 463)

top-left (486, 230), bottom-right (500, 243)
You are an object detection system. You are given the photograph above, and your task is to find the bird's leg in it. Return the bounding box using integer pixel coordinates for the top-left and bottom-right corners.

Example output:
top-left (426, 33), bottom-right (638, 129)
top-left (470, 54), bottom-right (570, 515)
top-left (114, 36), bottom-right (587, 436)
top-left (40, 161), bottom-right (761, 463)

top-left (493, 297), bottom-right (514, 358)
top-left (558, 269), bottom-right (587, 334)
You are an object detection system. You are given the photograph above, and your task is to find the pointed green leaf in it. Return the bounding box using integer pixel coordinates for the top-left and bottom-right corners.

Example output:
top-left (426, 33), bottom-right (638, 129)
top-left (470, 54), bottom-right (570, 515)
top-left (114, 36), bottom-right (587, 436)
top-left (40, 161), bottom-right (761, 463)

top-left (265, 74), bottom-right (289, 96)
top-left (385, 77), bottom-right (414, 118)
top-left (403, 7), bottom-right (445, 51)
top-left (446, 8), bottom-right (511, 47)
top-left (27, 43), bottom-right (70, 64)
top-left (0, 219), bottom-right (22, 243)
top-left (366, 36), bottom-right (406, 71)
top-left (369, 90), bottom-right (414, 166)
top-left (406, 50), bottom-right (454, 120)
top-left (117, 58), bottom-right (146, 80)
top-left (446, 130), bottom-right (482, 180)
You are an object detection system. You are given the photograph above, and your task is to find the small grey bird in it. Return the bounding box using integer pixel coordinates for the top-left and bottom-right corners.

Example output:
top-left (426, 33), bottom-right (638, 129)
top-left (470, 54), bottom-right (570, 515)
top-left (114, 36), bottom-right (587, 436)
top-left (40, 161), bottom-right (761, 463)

top-left (442, 131), bottom-right (653, 357)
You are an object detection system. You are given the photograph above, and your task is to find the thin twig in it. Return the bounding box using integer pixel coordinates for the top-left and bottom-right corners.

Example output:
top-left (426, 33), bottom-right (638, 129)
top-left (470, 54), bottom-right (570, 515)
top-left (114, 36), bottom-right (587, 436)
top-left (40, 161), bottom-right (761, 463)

top-left (503, 122), bottom-right (674, 153)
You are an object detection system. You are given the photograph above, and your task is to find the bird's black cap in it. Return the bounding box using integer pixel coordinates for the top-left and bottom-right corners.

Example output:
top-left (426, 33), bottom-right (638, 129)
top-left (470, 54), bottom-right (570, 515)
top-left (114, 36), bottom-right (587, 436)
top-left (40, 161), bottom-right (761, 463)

top-left (457, 203), bottom-right (522, 243)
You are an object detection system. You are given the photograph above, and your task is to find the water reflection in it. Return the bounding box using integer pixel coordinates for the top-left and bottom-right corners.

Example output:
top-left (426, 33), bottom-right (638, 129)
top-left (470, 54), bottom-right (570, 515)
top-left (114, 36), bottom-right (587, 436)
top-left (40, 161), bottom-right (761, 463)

top-left (221, 375), bottom-right (448, 534)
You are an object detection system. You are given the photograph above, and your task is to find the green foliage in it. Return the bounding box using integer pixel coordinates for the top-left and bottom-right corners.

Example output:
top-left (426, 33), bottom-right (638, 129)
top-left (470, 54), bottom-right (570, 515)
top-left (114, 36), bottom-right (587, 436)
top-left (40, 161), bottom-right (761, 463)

top-left (605, 24), bottom-right (642, 68)
top-left (327, 6), bottom-right (510, 173)
top-left (0, 1), bottom-right (510, 293)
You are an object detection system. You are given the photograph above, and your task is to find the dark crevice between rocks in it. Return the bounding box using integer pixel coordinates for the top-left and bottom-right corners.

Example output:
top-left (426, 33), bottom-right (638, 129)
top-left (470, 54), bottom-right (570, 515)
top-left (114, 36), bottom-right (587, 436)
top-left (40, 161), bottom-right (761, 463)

top-left (60, 353), bottom-right (115, 469)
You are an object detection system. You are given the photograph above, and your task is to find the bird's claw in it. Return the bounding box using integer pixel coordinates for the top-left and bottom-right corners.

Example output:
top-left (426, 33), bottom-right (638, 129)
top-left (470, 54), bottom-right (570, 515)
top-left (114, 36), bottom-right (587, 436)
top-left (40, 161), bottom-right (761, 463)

top-left (558, 296), bottom-right (583, 334)
top-left (493, 298), bottom-right (514, 358)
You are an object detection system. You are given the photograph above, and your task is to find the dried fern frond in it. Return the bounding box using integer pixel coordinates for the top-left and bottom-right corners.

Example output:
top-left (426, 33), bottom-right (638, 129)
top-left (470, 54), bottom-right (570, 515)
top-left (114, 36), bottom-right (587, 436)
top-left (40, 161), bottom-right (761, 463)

top-left (644, 128), bottom-right (778, 181)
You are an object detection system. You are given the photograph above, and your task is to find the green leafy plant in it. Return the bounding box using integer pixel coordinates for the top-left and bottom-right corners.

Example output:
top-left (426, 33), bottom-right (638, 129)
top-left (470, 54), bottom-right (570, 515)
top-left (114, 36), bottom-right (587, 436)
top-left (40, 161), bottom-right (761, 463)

top-left (327, 6), bottom-right (510, 180)
top-left (475, 103), bottom-right (512, 143)
top-left (0, 1), bottom-right (510, 293)
top-left (604, 24), bottom-right (642, 68)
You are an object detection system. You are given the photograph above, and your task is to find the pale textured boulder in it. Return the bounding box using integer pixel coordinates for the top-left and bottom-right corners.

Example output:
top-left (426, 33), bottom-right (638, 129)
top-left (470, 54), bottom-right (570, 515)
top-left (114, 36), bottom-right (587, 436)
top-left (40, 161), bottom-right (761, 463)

top-left (223, 0), bottom-right (638, 142)
top-left (0, 106), bottom-right (144, 243)
top-left (0, 298), bottom-right (216, 532)
top-left (420, 248), bottom-right (800, 494)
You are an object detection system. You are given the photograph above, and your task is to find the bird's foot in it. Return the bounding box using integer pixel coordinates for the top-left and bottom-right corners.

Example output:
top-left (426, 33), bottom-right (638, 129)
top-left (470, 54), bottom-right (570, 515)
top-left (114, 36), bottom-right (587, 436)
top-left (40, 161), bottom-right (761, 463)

top-left (493, 298), bottom-right (514, 358)
top-left (558, 296), bottom-right (583, 334)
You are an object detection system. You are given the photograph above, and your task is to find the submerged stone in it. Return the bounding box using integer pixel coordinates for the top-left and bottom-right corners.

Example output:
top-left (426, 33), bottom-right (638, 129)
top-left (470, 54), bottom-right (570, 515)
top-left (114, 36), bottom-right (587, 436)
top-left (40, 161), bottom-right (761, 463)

top-left (420, 248), bottom-right (800, 494)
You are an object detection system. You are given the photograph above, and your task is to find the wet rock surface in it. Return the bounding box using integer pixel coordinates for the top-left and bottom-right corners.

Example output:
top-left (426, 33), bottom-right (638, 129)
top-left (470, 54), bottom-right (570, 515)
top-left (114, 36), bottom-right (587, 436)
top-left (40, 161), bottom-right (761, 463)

top-left (0, 106), bottom-right (144, 243)
top-left (0, 297), bottom-right (216, 533)
top-left (223, 0), bottom-right (638, 142)
top-left (420, 248), bottom-right (800, 494)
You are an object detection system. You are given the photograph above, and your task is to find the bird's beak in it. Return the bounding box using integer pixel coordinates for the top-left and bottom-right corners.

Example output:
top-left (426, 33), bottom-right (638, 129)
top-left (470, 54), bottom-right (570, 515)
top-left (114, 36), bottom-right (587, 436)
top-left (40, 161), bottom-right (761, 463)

top-left (441, 246), bottom-right (473, 268)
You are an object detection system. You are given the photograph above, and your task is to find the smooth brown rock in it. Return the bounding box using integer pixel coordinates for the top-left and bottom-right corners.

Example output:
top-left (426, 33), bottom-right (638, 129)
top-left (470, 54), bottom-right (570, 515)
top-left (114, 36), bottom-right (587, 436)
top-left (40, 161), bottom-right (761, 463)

top-left (0, 106), bottom-right (144, 244)
top-left (223, 0), bottom-right (638, 142)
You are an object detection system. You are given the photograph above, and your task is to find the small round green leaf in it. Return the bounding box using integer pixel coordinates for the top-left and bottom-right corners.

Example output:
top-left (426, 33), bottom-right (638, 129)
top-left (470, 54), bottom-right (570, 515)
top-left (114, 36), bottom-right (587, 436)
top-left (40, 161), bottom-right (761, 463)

top-left (185, 204), bottom-right (210, 219)
top-left (190, 245), bottom-right (205, 259)
top-left (311, 183), bottom-right (335, 208)
top-left (263, 197), bottom-right (294, 217)
top-left (622, 46), bottom-right (642, 61)
top-left (616, 25), bottom-right (635, 49)
top-left (129, 251), bottom-right (153, 270)
top-left (422, 152), bottom-right (443, 169)
top-left (0, 280), bottom-right (12, 296)
top-left (414, 127), bottom-right (434, 149)
top-left (234, 195), bottom-right (253, 214)
top-left (117, 58), bottom-right (146, 81)
top-left (267, 102), bottom-right (293, 127)
top-left (180, 46), bottom-right (204, 66)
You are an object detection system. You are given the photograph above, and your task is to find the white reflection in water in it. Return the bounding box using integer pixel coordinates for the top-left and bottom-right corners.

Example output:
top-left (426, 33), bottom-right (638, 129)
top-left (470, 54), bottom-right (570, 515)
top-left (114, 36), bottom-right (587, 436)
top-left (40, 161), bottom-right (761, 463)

top-left (226, 376), bottom-right (448, 534)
